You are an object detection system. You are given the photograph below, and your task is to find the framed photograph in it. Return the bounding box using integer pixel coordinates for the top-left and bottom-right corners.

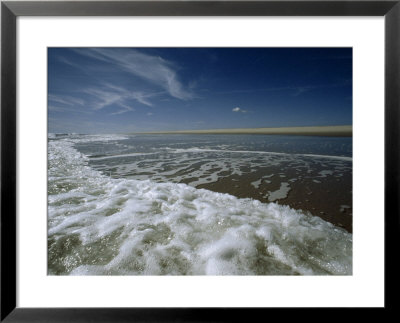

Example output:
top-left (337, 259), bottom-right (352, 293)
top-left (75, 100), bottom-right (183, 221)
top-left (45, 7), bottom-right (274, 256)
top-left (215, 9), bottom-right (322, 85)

top-left (1, 0), bottom-right (398, 320)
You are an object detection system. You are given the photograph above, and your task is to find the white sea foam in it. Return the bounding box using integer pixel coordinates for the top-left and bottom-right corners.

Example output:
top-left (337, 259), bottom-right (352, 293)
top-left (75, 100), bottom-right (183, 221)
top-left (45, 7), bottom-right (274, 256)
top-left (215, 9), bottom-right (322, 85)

top-left (302, 154), bottom-right (352, 162)
top-left (251, 179), bottom-right (262, 189)
top-left (48, 136), bottom-right (352, 276)
top-left (90, 152), bottom-right (158, 160)
top-left (87, 144), bottom-right (351, 191)
top-left (168, 147), bottom-right (353, 161)
top-left (267, 182), bottom-right (292, 202)
top-left (319, 170), bottom-right (334, 178)
top-left (63, 134), bottom-right (130, 144)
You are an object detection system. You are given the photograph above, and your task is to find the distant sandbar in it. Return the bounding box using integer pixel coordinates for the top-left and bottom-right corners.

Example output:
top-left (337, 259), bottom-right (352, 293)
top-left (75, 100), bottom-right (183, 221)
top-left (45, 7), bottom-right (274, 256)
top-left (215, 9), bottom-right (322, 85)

top-left (138, 125), bottom-right (352, 137)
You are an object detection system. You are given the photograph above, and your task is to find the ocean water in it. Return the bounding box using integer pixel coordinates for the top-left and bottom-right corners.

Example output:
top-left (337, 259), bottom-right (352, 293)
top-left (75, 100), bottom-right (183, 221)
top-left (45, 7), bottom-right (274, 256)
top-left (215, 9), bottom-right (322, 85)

top-left (48, 133), bottom-right (352, 275)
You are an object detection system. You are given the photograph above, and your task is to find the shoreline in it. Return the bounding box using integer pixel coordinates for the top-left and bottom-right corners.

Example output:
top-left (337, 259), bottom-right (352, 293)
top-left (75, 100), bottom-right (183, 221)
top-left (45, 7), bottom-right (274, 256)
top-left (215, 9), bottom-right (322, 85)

top-left (136, 125), bottom-right (352, 137)
top-left (196, 169), bottom-right (352, 233)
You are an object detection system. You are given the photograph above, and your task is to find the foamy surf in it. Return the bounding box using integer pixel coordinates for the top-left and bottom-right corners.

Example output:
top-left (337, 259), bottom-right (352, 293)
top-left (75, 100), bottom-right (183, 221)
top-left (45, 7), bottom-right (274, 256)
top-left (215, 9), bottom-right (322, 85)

top-left (48, 135), bottom-right (352, 275)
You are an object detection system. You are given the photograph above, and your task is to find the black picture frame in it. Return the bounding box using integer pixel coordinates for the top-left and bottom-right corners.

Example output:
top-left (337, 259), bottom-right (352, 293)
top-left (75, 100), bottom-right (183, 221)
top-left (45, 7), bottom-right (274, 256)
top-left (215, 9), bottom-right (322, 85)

top-left (1, 0), bottom-right (399, 321)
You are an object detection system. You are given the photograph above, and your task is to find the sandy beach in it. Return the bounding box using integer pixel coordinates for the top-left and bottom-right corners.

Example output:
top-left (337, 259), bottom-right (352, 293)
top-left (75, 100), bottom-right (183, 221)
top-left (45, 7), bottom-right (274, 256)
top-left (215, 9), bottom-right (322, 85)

top-left (197, 168), bottom-right (353, 233)
top-left (138, 125), bottom-right (352, 137)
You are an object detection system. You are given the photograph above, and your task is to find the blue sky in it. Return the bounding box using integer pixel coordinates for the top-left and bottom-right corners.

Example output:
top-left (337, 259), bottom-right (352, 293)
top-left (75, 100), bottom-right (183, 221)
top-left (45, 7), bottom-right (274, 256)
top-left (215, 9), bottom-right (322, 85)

top-left (48, 48), bottom-right (352, 134)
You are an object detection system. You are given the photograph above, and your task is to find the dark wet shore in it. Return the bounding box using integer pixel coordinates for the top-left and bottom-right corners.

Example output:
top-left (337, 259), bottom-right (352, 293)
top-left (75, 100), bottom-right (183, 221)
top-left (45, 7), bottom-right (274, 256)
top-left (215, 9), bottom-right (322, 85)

top-left (197, 166), bottom-right (352, 233)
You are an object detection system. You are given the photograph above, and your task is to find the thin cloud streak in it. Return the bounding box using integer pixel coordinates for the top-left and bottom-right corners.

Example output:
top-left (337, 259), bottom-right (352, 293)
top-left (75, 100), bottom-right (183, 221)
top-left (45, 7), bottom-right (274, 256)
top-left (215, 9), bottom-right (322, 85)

top-left (82, 83), bottom-right (161, 112)
top-left (73, 48), bottom-right (194, 100)
top-left (57, 56), bottom-right (87, 71)
top-left (110, 103), bottom-right (135, 115)
top-left (48, 94), bottom-right (85, 106)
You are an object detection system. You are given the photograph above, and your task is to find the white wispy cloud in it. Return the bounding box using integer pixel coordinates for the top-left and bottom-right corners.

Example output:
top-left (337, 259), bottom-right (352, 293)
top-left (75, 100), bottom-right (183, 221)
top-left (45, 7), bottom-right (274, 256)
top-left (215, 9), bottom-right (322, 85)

top-left (48, 105), bottom-right (69, 112)
top-left (73, 48), bottom-right (194, 100)
top-left (232, 107), bottom-right (247, 113)
top-left (48, 94), bottom-right (85, 107)
top-left (49, 82), bottom-right (158, 116)
top-left (110, 103), bottom-right (135, 115)
top-left (57, 56), bottom-right (88, 72)
top-left (104, 83), bottom-right (158, 107)
top-left (48, 94), bottom-right (93, 114)
top-left (83, 88), bottom-right (123, 110)
top-left (82, 82), bottom-right (161, 114)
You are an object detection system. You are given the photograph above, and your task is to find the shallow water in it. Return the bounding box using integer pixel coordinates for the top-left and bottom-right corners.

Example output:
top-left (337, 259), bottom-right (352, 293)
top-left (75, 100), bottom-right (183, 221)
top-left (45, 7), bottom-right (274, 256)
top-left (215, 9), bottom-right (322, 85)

top-left (48, 134), bottom-right (352, 275)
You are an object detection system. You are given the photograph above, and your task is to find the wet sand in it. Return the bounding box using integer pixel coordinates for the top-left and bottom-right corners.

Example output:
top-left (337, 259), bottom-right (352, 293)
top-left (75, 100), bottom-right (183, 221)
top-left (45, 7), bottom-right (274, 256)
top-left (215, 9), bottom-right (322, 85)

top-left (196, 167), bottom-right (352, 233)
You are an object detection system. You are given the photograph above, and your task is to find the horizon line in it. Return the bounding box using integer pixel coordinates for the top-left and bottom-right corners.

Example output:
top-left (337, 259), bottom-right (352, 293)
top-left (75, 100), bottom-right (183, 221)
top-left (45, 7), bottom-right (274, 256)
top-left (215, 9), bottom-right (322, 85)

top-left (133, 125), bottom-right (352, 137)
